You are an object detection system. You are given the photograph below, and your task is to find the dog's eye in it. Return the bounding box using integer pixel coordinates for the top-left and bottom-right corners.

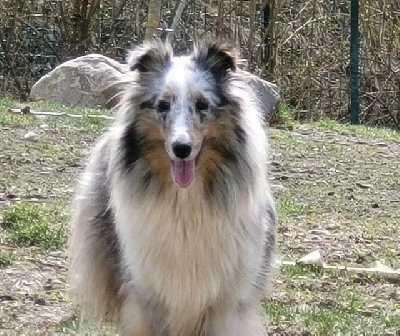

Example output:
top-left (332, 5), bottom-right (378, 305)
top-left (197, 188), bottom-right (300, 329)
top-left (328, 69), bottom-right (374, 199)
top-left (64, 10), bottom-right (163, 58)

top-left (195, 99), bottom-right (209, 111)
top-left (157, 100), bottom-right (171, 113)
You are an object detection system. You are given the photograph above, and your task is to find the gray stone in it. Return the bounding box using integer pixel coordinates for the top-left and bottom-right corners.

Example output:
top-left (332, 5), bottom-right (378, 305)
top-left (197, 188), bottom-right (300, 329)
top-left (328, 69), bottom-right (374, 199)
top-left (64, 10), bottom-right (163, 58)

top-left (30, 54), bottom-right (131, 109)
top-left (245, 72), bottom-right (281, 122)
top-left (30, 54), bottom-right (280, 118)
top-left (34, 297), bottom-right (46, 306)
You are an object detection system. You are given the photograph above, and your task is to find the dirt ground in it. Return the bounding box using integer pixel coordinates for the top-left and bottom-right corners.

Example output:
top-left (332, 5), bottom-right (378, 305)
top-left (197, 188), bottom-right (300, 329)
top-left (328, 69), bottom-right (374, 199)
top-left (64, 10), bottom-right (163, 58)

top-left (0, 107), bottom-right (399, 335)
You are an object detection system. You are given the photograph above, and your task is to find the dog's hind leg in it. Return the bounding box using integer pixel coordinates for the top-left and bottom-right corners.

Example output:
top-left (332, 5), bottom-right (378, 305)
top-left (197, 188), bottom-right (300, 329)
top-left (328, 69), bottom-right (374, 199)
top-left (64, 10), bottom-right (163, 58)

top-left (69, 135), bottom-right (122, 323)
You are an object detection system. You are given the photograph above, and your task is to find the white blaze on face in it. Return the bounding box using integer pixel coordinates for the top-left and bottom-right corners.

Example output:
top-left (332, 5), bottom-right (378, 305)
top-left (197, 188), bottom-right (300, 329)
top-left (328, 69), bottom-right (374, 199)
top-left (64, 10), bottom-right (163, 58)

top-left (164, 56), bottom-right (218, 105)
top-left (164, 56), bottom-right (193, 94)
top-left (162, 56), bottom-right (221, 189)
top-left (162, 57), bottom-right (198, 188)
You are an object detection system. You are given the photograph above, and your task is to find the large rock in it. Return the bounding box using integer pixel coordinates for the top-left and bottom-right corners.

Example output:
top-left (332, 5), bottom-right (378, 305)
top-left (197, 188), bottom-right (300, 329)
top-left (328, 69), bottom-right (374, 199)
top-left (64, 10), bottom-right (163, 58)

top-left (30, 54), bottom-right (130, 108)
top-left (244, 71), bottom-right (280, 121)
top-left (30, 54), bottom-right (280, 117)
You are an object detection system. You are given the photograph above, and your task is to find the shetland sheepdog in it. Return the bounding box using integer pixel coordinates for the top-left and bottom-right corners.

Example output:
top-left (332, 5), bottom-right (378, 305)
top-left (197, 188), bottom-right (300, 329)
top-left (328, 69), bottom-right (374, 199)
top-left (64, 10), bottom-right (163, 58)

top-left (69, 38), bottom-right (276, 336)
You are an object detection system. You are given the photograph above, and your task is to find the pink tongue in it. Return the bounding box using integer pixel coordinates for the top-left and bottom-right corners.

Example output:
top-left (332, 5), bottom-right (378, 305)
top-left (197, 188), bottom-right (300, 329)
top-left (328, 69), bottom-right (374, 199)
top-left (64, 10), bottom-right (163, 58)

top-left (172, 160), bottom-right (196, 188)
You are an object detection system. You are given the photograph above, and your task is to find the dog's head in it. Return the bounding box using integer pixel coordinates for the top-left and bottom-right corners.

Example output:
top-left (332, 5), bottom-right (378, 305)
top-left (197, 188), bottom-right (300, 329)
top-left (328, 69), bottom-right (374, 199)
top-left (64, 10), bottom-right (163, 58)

top-left (123, 39), bottom-right (245, 189)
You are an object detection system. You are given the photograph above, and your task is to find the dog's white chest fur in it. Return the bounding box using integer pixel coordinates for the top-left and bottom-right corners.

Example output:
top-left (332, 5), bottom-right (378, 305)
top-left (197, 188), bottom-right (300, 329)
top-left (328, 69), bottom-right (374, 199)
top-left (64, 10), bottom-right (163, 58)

top-left (112, 182), bottom-right (264, 323)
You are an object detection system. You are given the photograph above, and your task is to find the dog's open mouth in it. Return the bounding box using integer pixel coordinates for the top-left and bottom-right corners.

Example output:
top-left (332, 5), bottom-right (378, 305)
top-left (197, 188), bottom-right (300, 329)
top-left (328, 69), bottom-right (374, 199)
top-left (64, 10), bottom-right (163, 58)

top-left (171, 159), bottom-right (196, 188)
top-left (171, 149), bottom-right (202, 188)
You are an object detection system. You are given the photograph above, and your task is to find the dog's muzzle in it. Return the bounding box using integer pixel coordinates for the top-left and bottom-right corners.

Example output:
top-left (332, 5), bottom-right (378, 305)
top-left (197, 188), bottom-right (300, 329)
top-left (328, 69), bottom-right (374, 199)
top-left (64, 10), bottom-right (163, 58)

top-left (168, 141), bottom-right (195, 188)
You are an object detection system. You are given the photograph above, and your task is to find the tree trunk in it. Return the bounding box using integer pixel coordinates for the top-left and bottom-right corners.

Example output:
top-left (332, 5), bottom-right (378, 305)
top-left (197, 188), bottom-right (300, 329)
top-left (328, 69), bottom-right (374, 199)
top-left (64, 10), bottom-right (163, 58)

top-left (145, 0), bottom-right (162, 40)
top-left (262, 0), bottom-right (277, 81)
top-left (248, 0), bottom-right (256, 62)
top-left (70, 0), bottom-right (100, 55)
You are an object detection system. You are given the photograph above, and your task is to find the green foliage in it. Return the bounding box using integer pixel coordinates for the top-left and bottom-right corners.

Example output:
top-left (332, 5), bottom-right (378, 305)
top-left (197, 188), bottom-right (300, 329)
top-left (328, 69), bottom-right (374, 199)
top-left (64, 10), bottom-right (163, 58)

top-left (275, 102), bottom-right (295, 126)
top-left (281, 264), bottom-right (325, 278)
top-left (55, 310), bottom-right (115, 334)
top-left (0, 98), bottom-right (109, 131)
top-left (2, 202), bottom-right (67, 250)
top-left (310, 120), bottom-right (400, 141)
top-left (275, 103), bottom-right (295, 124)
top-left (276, 190), bottom-right (310, 219)
top-left (0, 250), bottom-right (15, 266)
top-left (55, 312), bottom-right (81, 333)
top-left (263, 300), bottom-right (399, 334)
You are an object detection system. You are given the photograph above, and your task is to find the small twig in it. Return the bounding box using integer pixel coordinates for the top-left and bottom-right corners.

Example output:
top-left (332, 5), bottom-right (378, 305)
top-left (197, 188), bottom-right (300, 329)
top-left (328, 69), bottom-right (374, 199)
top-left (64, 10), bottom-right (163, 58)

top-left (7, 107), bottom-right (115, 120)
top-left (279, 17), bottom-right (319, 48)
top-left (363, 72), bottom-right (399, 129)
top-left (279, 260), bottom-right (400, 283)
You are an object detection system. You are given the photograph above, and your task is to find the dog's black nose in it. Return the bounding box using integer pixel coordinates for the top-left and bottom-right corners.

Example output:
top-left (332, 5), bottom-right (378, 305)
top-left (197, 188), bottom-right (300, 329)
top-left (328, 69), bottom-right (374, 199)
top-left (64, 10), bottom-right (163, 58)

top-left (172, 143), bottom-right (192, 159)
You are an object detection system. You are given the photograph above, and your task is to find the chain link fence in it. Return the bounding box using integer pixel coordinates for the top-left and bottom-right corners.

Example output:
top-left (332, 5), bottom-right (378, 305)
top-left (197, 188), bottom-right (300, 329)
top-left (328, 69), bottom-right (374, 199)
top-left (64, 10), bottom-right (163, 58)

top-left (0, 0), bottom-right (398, 127)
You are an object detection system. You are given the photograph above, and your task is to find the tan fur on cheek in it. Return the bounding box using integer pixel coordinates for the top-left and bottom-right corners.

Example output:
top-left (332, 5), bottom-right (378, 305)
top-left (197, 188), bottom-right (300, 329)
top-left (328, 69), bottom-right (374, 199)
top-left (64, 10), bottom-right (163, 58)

top-left (135, 113), bottom-right (165, 142)
top-left (197, 147), bottom-right (226, 182)
top-left (202, 109), bottom-right (235, 139)
top-left (135, 114), bottom-right (173, 191)
top-left (199, 110), bottom-right (237, 182)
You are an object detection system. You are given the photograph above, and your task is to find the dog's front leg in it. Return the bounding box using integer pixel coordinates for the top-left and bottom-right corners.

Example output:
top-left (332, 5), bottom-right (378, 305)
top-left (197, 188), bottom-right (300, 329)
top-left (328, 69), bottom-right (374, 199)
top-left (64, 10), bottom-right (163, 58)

top-left (208, 304), bottom-right (267, 336)
top-left (118, 294), bottom-right (154, 336)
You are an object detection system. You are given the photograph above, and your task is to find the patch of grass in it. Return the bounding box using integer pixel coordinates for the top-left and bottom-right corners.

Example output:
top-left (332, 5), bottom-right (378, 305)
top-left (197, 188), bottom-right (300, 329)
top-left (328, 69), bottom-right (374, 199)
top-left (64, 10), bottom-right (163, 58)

top-left (0, 250), bottom-right (15, 266)
top-left (269, 129), bottom-right (344, 153)
top-left (13, 134), bottom-right (85, 167)
top-left (308, 120), bottom-right (400, 141)
top-left (55, 312), bottom-right (81, 333)
top-left (264, 300), bottom-right (399, 334)
top-left (1, 202), bottom-right (68, 250)
top-left (281, 264), bottom-right (325, 278)
top-left (0, 98), bottom-right (111, 131)
top-left (38, 289), bottom-right (69, 303)
top-left (271, 259), bottom-right (400, 333)
top-left (383, 243), bottom-right (400, 269)
top-left (55, 310), bottom-right (115, 334)
top-left (276, 191), bottom-right (311, 219)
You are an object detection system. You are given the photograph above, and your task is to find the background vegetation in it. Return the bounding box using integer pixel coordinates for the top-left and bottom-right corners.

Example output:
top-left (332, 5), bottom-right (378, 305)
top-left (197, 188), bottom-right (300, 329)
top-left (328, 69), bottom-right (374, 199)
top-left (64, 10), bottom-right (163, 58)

top-left (0, 0), bottom-right (398, 127)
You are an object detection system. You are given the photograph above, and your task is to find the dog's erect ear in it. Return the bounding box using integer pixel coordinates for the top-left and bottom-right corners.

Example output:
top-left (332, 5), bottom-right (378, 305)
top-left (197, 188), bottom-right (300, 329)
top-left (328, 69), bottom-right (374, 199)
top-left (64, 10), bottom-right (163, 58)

top-left (193, 40), bottom-right (237, 80)
top-left (128, 39), bottom-right (172, 73)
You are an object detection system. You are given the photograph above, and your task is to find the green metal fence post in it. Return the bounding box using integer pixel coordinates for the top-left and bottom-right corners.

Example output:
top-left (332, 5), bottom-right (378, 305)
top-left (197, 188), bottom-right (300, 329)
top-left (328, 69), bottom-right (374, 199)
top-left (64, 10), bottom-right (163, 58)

top-left (350, 0), bottom-right (360, 124)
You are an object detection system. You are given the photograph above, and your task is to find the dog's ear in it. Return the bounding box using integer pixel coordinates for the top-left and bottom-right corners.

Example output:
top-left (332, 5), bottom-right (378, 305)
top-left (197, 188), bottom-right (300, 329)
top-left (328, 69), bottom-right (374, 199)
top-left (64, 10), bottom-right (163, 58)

top-left (193, 40), bottom-right (237, 80)
top-left (128, 39), bottom-right (172, 73)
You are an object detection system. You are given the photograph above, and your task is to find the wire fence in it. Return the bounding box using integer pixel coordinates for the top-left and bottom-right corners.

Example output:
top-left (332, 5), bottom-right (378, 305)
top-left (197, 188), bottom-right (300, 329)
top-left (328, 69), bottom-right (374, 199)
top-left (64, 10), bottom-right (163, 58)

top-left (0, 0), bottom-right (398, 127)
